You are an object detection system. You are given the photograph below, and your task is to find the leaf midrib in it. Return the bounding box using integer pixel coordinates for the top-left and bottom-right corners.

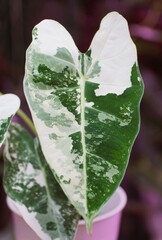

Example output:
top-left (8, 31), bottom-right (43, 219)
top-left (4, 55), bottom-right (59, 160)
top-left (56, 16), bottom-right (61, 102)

top-left (80, 74), bottom-right (88, 214)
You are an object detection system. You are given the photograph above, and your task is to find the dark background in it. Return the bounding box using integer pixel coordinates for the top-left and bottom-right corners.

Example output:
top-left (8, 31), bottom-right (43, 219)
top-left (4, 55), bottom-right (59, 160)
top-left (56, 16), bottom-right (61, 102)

top-left (1, 0), bottom-right (162, 239)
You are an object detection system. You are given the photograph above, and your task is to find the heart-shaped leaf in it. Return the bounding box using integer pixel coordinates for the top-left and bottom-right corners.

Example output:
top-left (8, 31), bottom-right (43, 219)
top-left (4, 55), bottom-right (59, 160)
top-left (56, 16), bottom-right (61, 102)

top-left (24, 12), bottom-right (144, 229)
top-left (0, 94), bottom-right (20, 147)
top-left (3, 123), bottom-right (80, 240)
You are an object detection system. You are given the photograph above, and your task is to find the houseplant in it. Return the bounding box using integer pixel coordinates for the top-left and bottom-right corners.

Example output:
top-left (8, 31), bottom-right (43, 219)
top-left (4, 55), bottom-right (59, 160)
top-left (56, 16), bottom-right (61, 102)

top-left (1, 11), bottom-right (143, 240)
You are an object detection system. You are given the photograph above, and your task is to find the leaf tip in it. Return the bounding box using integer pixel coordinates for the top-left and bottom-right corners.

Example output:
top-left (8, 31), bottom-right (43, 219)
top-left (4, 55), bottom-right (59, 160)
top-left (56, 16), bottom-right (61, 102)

top-left (85, 218), bottom-right (93, 236)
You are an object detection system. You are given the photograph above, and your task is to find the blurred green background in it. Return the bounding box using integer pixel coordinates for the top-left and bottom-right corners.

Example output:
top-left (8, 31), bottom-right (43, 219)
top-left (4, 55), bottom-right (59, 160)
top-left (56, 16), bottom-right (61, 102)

top-left (1, 0), bottom-right (162, 239)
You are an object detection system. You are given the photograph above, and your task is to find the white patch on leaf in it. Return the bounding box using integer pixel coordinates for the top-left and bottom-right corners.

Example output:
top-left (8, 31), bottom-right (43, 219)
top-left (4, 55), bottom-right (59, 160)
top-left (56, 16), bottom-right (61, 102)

top-left (19, 163), bottom-right (45, 187)
top-left (86, 102), bottom-right (94, 108)
top-left (104, 166), bottom-right (119, 183)
top-left (0, 94), bottom-right (20, 119)
top-left (98, 112), bottom-right (116, 122)
top-left (32, 19), bottom-right (79, 67)
top-left (89, 12), bottom-right (137, 96)
top-left (138, 76), bottom-right (141, 82)
top-left (30, 112), bottom-right (86, 214)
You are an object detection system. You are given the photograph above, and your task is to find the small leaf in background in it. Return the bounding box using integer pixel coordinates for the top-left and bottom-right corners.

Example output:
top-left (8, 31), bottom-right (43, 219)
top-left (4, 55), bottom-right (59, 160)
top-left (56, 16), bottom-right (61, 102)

top-left (3, 123), bottom-right (80, 240)
top-left (24, 12), bottom-right (144, 230)
top-left (0, 94), bottom-right (20, 147)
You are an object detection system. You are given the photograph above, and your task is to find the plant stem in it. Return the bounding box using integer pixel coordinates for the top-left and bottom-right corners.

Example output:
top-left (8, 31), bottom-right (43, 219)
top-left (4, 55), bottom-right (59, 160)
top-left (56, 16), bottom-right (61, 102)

top-left (17, 109), bottom-right (37, 136)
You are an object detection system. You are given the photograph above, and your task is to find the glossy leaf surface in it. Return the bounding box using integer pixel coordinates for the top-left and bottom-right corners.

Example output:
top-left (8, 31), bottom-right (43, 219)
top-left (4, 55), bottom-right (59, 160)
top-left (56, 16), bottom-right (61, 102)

top-left (24, 12), bottom-right (144, 228)
top-left (0, 94), bottom-right (20, 147)
top-left (3, 123), bottom-right (80, 240)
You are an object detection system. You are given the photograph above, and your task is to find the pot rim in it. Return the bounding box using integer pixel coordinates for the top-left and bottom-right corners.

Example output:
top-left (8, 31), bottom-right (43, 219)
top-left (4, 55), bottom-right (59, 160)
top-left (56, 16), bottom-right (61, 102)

top-left (7, 186), bottom-right (127, 226)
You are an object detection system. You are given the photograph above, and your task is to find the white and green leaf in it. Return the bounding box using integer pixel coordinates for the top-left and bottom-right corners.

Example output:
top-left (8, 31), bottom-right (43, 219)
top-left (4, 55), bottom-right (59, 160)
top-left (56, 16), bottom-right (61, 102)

top-left (23, 12), bottom-right (144, 230)
top-left (3, 123), bottom-right (80, 240)
top-left (0, 94), bottom-right (20, 147)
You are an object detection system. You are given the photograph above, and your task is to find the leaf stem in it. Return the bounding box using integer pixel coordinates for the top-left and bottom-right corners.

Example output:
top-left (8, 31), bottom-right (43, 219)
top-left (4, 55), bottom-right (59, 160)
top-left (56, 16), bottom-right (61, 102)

top-left (17, 109), bottom-right (37, 136)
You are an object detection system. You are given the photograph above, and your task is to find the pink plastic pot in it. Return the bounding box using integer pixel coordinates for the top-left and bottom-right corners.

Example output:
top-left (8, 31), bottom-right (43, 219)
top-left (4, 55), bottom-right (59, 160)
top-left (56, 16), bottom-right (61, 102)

top-left (7, 187), bottom-right (127, 240)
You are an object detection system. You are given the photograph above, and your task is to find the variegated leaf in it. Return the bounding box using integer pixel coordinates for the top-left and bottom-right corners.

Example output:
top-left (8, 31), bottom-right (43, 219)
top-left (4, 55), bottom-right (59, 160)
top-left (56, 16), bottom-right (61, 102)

top-left (0, 94), bottom-right (20, 147)
top-left (3, 123), bottom-right (80, 240)
top-left (23, 12), bottom-right (144, 230)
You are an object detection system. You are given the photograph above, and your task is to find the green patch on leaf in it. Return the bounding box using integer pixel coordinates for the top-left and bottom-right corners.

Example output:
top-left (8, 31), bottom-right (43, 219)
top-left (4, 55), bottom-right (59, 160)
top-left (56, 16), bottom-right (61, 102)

top-left (0, 116), bottom-right (12, 145)
top-left (33, 64), bottom-right (79, 89)
top-left (55, 47), bottom-right (75, 64)
top-left (32, 27), bottom-right (38, 40)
